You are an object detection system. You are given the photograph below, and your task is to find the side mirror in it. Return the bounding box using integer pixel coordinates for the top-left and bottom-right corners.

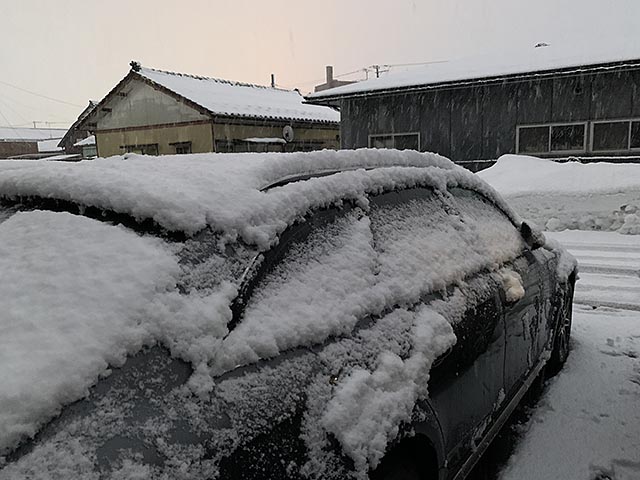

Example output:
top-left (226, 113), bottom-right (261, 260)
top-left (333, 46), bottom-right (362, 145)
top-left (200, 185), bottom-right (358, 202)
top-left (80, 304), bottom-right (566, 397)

top-left (520, 221), bottom-right (546, 250)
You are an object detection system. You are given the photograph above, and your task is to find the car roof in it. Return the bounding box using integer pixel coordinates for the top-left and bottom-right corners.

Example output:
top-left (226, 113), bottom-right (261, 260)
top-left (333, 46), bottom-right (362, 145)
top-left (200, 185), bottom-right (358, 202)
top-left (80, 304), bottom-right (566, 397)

top-left (0, 150), bottom-right (520, 249)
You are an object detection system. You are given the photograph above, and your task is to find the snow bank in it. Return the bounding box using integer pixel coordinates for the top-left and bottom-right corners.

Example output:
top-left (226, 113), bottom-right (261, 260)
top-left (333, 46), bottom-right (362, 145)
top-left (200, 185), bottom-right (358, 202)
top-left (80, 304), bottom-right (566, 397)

top-left (0, 211), bottom-right (181, 453)
top-left (478, 155), bottom-right (640, 234)
top-left (0, 149), bottom-right (519, 248)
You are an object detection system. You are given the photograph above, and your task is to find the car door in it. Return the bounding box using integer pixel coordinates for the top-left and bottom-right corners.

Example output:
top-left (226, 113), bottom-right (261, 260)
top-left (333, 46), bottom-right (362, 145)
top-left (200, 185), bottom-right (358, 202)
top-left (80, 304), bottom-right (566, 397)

top-left (502, 247), bottom-right (556, 398)
top-left (366, 187), bottom-right (511, 471)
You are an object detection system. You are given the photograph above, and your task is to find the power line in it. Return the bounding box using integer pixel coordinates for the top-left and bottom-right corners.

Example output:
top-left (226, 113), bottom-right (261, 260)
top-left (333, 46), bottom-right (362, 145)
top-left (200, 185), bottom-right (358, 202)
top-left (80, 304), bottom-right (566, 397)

top-left (0, 79), bottom-right (84, 108)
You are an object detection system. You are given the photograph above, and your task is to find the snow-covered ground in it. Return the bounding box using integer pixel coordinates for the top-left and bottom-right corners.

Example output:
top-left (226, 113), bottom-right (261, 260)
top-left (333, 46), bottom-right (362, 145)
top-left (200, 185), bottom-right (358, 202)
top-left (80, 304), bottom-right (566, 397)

top-left (478, 156), bottom-right (640, 479)
top-left (478, 156), bottom-right (640, 235)
top-left (498, 231), bottom-right (640, 480)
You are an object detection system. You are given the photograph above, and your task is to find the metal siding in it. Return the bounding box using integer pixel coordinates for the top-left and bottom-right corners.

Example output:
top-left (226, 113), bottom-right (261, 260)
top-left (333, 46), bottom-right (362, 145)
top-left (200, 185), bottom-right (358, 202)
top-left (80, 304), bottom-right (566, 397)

top-left (419, 90), bottom-right (451, 156)
top-left (450, 87), bottom-right (483, 161)
top-left (517, 79), bottom-right (553, 124)
top-left (482, 83), bottom-right (517, 159)
top-left (592, 70), bottom-right (634, 120)
top-left (630, 69), bottom-right (640, 117)
top-left (552, 75), bottom-right (591, 122)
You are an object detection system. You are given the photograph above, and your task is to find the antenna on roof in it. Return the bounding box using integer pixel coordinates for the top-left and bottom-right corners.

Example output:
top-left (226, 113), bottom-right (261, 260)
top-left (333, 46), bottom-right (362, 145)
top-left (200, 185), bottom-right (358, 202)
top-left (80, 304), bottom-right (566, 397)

top-left (271, 74), bottom-right (275, 88)
top-left (130, 60), bottom-right (141, 72)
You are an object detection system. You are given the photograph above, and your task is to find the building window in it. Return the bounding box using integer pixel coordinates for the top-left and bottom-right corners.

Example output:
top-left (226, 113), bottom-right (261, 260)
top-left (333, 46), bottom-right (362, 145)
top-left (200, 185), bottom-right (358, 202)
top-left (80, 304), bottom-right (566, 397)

top-left (171, 141), bottom-right (192, 154)
top-left (122, 144), bottom-right (159, 155)
top-left (590, 118), bottom-right (640, 152)
top-left (550, 124), bottom-right (585, 152)
top-left (516, 123), bottom-right (586, 154)
top-left (631, 121), bottom-right (640, 149)
top-left (517, 126), bottom-right (549, 154)
top-left (369, 133), bottom-right (420, 151)
top-left (215, 140), bottom-right (234, 153)
top-left (592, 121), bottom-right (629, 151)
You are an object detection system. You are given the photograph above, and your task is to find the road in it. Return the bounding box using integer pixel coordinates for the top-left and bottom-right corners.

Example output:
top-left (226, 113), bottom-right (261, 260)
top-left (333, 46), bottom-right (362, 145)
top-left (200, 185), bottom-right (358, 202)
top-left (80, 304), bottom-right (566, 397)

top-left (498, 231), bottom-right (640, 480)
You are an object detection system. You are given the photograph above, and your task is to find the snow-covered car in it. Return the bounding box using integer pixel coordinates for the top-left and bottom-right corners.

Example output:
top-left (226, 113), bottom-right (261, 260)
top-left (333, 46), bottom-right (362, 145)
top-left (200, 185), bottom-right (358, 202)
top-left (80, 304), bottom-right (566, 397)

top-left (0, 150), bottom-right (576, 480)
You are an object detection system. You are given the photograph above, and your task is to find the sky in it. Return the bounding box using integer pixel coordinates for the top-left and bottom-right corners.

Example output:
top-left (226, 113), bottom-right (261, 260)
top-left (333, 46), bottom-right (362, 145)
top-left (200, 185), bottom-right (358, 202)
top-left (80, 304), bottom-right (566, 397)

top-left (1, 0), bottom-right (639, 129)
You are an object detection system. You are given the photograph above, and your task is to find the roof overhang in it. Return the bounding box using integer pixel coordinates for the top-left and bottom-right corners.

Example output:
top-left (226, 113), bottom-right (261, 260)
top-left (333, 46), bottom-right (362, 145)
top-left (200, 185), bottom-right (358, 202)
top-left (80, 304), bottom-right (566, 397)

top-left (306, 58), bottom-right (640, 105)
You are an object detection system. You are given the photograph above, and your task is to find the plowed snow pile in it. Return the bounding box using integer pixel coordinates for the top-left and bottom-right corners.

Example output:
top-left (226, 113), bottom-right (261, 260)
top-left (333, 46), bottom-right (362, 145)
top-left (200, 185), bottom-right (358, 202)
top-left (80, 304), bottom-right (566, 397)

top-left (478, 155), bottom-right (640, 234)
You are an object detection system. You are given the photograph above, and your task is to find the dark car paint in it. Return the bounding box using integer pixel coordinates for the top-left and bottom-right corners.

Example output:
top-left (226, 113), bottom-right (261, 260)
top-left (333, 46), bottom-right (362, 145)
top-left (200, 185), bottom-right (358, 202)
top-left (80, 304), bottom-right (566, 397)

top-left (1, 182), bottom-right (573, 480)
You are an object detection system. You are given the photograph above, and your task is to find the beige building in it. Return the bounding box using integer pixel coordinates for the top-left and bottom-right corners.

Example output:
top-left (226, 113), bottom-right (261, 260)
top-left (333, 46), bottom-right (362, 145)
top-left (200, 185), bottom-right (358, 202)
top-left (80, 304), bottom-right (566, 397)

top-left (79, 62), bottom-right (340, 157)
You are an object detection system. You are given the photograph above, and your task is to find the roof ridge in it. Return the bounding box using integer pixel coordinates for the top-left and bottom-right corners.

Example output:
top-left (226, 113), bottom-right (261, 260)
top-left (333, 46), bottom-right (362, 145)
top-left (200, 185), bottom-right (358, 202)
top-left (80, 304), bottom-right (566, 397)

top-left (139, 66), bottom-right (295, 94)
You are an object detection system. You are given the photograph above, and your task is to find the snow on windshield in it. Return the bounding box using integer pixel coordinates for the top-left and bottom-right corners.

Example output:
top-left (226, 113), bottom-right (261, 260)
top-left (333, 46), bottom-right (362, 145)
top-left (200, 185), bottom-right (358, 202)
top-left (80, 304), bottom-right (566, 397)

top-left (0, 211), bottom-right (181, 453)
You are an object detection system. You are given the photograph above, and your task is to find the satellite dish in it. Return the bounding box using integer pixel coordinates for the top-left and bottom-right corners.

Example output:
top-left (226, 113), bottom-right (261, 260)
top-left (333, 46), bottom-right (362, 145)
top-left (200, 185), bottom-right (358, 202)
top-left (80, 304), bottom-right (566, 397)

top-left (283, 125), bottom-right (295, 143)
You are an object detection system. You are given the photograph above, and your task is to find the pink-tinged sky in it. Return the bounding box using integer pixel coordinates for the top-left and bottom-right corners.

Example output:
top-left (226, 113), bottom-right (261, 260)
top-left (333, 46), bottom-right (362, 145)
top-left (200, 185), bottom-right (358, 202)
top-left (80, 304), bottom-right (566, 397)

top-left (0, 0), bottom-right (639, 129)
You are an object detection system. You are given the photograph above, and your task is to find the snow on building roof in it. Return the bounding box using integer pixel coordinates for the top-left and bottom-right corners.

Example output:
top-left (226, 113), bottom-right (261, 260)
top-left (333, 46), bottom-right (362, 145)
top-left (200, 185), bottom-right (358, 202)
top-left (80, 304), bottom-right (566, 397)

top-left (37, 139), bottom-right (64, 153)
top-left (0, 150), bottom-right (519, 248)
top-left (73, 135), bottom-right (95, 147)
top-left (136, 66), bottom-right (339, 124)
top-left (308, 42), bottom-right (640, 100)
top-left (0, 127), bottom-right (66, 142)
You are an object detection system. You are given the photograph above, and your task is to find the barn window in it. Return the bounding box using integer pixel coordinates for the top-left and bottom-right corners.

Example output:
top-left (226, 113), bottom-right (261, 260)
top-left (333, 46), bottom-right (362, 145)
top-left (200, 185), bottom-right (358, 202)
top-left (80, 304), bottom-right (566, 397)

top-left (171, 141), bottom-right (192, 154)
top-left (550, 124), bottom-right (586, 152)
top-left (122, 144), bottom-right (159, 156)
top-left (517, 126), bottom-right (549, 153)
top-left (592, 121), bottom-right (629, 151)
top-left (369, 133), bottom-right (419, 150)
top-left (631, 121), bottom-right (640, 149)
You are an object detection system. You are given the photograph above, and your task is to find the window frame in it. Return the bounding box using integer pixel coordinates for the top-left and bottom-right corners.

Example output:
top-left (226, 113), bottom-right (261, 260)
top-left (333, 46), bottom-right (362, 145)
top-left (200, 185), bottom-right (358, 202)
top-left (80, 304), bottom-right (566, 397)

top-left (121, 143), bottom-right (159, 156)
top-left (170, 141), bottom-right (192, 155)
top-left (516, 122), bottom-right (587, 155)
top-left (368, 132), bottom-right (421, 151)
top-left (589, 118), bottom-right (640, 153)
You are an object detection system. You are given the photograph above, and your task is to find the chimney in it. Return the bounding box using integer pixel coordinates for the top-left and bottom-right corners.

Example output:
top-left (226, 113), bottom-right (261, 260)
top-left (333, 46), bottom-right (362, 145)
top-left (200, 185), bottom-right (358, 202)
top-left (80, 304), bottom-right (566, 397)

top-left (326, 65), bottom-right (334, 83)
top-left (271, 73), bottom-right (275, 88)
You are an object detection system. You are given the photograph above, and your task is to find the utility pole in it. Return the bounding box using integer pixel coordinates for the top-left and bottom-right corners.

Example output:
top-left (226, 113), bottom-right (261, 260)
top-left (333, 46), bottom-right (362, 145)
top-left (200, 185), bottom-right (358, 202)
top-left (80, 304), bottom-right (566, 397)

top-left (374, 65), bottom-right (380, 78)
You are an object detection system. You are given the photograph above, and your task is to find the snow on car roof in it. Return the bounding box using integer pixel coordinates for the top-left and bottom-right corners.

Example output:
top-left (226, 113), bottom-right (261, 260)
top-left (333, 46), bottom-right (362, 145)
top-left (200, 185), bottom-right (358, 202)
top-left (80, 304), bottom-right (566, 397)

top-left (0, 150), bottom-right (520, 248)
top-left (137, 66), bottom-right (340, 124)
top-left (308, 42), bottom-right (640, 100)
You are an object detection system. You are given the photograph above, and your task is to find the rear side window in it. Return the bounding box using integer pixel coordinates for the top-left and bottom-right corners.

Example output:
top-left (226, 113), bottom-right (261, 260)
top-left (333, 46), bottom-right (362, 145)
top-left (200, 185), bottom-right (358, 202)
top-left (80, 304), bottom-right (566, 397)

top-left (368, 187), bottom-right (525, 307)
top-left (218, 207), bottom-right (378, 368)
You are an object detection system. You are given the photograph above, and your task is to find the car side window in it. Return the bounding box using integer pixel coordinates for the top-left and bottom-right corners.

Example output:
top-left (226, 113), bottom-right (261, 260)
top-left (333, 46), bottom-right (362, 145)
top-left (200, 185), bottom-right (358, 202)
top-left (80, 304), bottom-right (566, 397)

top-left (367, 187), bottom-right (525, 306)
top-left (217, 205), bottom-right (378, 369)
top-left (447, 187), bottom-right (526, 260)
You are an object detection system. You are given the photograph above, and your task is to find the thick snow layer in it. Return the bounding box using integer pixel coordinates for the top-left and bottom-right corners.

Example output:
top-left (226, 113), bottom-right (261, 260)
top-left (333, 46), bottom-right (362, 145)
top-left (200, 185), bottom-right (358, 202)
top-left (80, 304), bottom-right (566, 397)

top-left (137, 67), bottom-right (339, 124)
top-left (36, 139), bottom-right (62, 153)
top-left (309, 41), bottom-right (640, 99)
top-left (73, 135), bottom-right (95, 147)
top-left (0, 150), bottom-right (519, 249)
top-left (479, 155), bottom-right (640, 235)
top-left (322, 307), bottom-right (455, 473)
top-left (0, 211), bottom-right (181, 453)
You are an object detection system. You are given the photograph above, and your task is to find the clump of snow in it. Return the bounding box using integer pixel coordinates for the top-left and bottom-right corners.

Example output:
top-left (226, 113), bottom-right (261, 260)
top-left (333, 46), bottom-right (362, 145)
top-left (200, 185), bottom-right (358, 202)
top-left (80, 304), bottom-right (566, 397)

top-left (0, 211), bottom-right (181, 453)
top-left (500, 269), bottom-right (525, 302)
top-left (478, 155), bottom-right (640, 235)
top-left (321, 307), bottom-right (455, 474)
top-left (0, 149), bottom-right (520, 249)
top-left (619, 213), bottom-right (640, 235)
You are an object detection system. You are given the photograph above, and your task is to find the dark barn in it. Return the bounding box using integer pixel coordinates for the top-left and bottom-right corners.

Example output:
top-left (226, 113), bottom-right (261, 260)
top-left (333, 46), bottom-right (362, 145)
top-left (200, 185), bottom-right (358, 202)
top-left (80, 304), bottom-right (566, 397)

top-left (307, 47), bottom-right (640, 170)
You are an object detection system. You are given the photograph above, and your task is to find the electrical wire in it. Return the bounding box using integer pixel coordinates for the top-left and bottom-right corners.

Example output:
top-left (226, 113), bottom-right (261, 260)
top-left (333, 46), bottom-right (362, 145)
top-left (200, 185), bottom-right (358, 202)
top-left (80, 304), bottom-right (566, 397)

top-left (0, 79), bottom-right (84, 108)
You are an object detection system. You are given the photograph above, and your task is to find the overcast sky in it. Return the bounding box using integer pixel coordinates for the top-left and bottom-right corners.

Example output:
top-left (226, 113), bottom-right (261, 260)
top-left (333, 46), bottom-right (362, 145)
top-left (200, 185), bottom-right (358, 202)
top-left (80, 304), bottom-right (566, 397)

top-left (1, 0), bottom-right (639, 129)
